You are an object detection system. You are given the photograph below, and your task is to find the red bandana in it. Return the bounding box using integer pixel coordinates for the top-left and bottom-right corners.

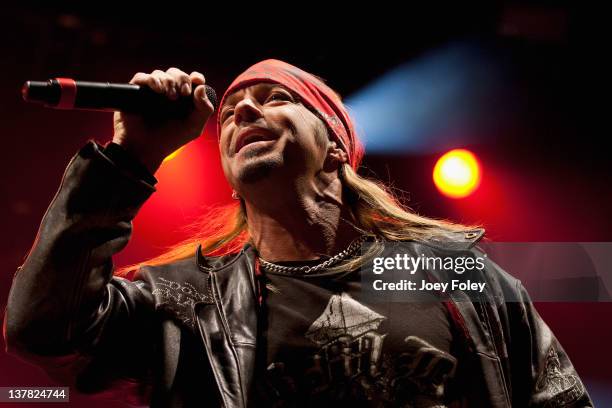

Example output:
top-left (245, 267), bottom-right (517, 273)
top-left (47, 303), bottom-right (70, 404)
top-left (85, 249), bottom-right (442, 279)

top-left (218, 59), bottom-right (364, 169)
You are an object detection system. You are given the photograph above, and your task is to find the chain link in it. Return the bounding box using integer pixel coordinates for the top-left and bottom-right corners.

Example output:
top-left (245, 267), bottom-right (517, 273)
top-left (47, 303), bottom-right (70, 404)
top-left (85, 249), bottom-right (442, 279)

top-left (258, 235), bottom-right (368, 276)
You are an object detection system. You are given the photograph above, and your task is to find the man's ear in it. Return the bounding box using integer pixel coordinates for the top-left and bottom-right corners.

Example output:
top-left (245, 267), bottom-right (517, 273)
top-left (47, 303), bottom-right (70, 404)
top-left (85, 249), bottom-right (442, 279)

top-left (324, 141), bottom-right (348, 171)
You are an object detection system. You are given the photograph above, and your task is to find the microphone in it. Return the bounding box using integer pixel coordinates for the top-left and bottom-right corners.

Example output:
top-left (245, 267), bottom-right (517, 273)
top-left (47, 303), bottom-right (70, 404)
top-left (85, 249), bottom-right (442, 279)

top-left (21, 78), bottom-right (218, 118)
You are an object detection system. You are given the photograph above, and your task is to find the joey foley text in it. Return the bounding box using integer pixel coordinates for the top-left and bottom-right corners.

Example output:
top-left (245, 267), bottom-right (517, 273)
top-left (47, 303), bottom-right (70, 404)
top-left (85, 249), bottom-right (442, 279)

top-left (369, 253), bottom-right (488, 293)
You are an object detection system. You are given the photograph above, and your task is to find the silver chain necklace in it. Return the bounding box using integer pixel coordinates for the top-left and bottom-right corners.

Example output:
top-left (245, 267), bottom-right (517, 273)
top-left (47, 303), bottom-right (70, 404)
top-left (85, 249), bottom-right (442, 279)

top-left (258, 235), bottom-right (368, 276)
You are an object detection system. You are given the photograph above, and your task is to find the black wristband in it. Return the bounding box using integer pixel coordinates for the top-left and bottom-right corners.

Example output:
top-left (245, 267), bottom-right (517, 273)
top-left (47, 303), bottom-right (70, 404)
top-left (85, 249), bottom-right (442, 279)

top-left (102, 142), bottom-right (158, 186)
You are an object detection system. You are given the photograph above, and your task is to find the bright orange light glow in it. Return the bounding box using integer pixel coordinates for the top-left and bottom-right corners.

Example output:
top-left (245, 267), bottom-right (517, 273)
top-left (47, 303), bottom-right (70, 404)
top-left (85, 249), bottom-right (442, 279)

top-left (163, 146), bottom-right (186, 162)
top-left (433, 149), bottom-right (481, 198)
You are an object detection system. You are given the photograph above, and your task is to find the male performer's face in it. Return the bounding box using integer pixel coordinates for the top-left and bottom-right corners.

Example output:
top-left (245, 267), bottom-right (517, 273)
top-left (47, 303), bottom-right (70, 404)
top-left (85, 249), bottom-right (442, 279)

top-left (218, 82), bottom-right (331, 188)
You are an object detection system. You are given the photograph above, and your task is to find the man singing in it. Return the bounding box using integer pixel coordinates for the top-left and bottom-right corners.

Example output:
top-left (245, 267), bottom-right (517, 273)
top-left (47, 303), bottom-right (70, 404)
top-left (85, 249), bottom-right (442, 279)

top-left (4, 60), bottom-right (593, 407)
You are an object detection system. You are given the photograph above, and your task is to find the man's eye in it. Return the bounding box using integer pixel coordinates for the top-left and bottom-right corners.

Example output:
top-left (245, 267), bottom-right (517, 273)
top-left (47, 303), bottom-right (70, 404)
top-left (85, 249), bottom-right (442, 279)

top-left (221, 109), bottom-right (234, 122)
top-left (267, 92), bottom-right (291, 103)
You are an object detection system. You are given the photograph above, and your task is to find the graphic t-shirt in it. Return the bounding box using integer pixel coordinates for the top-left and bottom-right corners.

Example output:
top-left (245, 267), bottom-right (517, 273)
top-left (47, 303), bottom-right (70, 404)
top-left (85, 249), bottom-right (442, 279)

top-left (251, 258), bottom-right (464, 407)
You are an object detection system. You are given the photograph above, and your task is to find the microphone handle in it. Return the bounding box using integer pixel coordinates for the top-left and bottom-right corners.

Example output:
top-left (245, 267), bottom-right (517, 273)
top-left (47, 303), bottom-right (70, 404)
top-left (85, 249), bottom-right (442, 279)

top-left (22, 79), bottom-right (218, 118)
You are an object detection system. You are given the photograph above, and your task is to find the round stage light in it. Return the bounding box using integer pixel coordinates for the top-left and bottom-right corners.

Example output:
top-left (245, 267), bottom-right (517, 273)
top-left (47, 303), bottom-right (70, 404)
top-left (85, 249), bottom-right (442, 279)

top-left (433, 149), bottom-right (481, 198)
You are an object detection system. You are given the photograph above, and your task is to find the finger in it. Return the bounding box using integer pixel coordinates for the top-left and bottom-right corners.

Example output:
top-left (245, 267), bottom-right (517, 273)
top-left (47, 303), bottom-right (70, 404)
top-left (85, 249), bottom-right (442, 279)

top-left (153, 70), bottom-right (178, 100)
top-left (189, 71), bottom-right (206, 86)
top-left (191, 71), bottom-right (213, 112)
top-left (193, 84), bottom-right (215, 114)
top-left (129, 72), bottom-right (149, 85)
top-left (134, 73), bottom-right (164, 93)
top-left (151, 69), bottom-right (169, 93)
top-left (167, 67), bottom-right (191, 96)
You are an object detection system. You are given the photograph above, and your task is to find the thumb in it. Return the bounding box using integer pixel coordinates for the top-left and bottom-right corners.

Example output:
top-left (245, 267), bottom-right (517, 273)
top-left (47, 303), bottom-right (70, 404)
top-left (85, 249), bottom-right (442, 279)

top-left (193, 84), bottom-right (215, 114)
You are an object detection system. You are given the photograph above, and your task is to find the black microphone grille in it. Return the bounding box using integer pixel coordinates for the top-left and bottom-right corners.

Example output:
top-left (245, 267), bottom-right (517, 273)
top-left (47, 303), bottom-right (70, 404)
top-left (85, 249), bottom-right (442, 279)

top-left (204, 85), bottom-right (219, 111)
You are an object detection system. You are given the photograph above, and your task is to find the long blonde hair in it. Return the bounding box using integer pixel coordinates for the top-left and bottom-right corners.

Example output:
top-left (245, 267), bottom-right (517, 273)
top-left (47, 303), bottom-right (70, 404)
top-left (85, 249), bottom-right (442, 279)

top-left (115, 162), bottom-right (478, 278)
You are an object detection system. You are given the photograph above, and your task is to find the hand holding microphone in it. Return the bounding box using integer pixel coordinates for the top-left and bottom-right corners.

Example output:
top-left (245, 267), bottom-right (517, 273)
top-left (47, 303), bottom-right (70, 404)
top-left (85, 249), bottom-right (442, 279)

top-left (23, 67), bottom-right (218, 174)
top-left (113, 68), bottom-right (216, 173)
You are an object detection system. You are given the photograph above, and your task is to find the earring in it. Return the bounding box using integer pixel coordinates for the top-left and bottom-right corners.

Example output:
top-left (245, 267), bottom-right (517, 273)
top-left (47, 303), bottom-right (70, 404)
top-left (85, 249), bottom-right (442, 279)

top-left (232, 190), bottom-right (240, 200)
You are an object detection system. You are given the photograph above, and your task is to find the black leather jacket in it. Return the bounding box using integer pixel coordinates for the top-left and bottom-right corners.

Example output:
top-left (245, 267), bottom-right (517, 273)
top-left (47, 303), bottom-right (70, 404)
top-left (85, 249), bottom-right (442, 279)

top-left (3, 141), bottom-right (593, 407)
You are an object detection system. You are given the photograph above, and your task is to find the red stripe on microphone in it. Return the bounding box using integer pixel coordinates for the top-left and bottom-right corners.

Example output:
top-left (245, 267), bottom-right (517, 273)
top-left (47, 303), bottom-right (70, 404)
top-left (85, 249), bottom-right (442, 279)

top-left (56, 78), bottom-right (77, 109)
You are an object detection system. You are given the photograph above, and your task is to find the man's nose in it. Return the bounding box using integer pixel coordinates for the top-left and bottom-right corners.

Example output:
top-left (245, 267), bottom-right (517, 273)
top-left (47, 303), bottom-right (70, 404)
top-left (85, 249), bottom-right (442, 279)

top-left (233, 97), bottom-right (263, 126)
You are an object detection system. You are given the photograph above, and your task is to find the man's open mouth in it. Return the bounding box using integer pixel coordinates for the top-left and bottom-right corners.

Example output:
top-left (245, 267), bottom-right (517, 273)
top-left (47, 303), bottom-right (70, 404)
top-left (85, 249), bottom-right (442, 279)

top-left (235, 128), bottom-right (277, 153)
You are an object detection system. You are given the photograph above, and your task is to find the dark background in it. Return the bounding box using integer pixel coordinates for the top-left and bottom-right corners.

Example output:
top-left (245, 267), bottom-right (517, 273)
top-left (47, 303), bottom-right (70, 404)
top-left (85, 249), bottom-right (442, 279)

top-left (1, 2), bottom-right (610, 406)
